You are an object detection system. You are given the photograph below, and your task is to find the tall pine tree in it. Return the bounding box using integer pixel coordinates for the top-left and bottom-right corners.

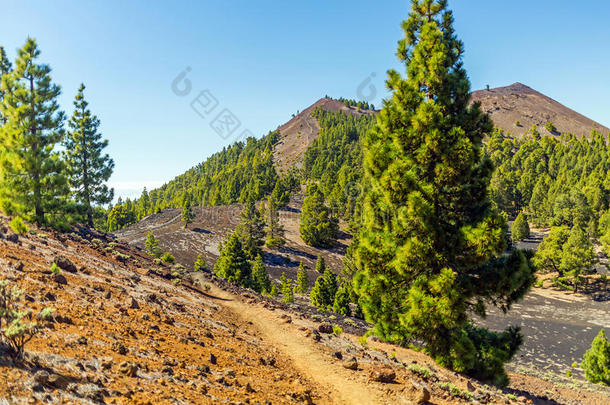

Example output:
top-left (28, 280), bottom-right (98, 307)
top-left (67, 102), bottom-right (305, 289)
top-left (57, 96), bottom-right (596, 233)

top-left (299, 183), bottom-right (338, 247)
top-left (0, 46), bottom-right (12, 124)
top-left (64, 84), bottom-right (114, 227)
top-left (181, 193), bottom-right (195, 229)
top-left (0, 38), bottom-right (69, 225)
top-left (237, 199), bottom-right (266, 259)
top-left (353, 1), bottom-right (535, 386)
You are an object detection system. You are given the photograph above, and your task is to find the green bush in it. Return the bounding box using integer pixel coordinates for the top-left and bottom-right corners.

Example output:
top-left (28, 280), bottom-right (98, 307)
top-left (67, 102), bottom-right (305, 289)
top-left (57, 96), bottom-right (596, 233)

top-left (0, 280), bottom-right (53, 360)
top-left (9, 217), bottom-right (28, 235)
top-left (50, 263), bottom-right (61, 274)
top-left (193, 254), bottom-right (206, 272)
top-left (511, 212), bottom-right (530, 242)
top-left (582, 329), bottom-right (610, 385)
top-left (161, 252), bottom-right (175, 264)
top-left (332, 325), bottom-right (343, 335)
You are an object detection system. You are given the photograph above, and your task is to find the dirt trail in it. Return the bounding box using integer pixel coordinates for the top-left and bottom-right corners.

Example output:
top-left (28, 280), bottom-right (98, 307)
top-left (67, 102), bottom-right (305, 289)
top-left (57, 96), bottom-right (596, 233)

top-left (202, 280), bottom-right (383, 405)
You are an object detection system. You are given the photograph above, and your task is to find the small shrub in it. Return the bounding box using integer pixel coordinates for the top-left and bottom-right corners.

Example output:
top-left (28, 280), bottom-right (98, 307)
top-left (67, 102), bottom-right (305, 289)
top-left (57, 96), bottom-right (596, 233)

top-left (406, 364), bottom-right (434, 380)
top-left (358, 336), bottom-right (368, 348)
top-left (566, 370), bottom-right (572, 377)
top-left (332, 325), bottom-right (343, 336)
top-left (582, 329), bottom-right (610, 385)
top-left (0, 280), bottom-right (53, 360)
top-left (161, 252), bottom-right (175, 264)
top-left (545, 121), bottom-right (557, 133)
top-left (571, 361), bottom-right (579, 368)
top-left (193, 254), bottom-right (206, 272)
top-left (506, 393), bottom-right (517, 401)
top-left (50, 263), bottom-right (61, 274)
top-left (515, 120), bottom-right (521, 127)
top-left (9, 217), bottom-right (28, 235)
top-left (436, 382), bottom-right (473, 401)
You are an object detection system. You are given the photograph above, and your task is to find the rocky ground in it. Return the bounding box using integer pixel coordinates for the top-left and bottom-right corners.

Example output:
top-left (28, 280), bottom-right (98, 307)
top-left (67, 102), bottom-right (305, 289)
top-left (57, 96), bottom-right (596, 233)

top-left (2, 216), bottom-right (610, 404)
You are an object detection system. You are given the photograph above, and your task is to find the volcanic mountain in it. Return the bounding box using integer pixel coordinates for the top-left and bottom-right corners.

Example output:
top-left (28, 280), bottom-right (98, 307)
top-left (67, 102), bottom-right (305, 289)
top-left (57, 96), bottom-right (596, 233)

top-left (471, 82), bottom-right (609, 138)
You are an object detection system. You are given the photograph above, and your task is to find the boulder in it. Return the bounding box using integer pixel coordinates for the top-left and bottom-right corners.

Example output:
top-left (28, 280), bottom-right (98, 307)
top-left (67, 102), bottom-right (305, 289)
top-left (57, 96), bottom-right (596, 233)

top-left (53, 256), bottom-right (77, 273)
top-left (342, 356), bottom-right (358, 370)
top-left (369, 366), bottom-right (396, 383)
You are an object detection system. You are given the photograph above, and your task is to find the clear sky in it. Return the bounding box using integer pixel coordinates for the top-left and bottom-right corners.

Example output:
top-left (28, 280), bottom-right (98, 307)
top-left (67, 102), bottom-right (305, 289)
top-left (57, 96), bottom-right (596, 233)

top-left (1, 0), bottom-right (609, 200)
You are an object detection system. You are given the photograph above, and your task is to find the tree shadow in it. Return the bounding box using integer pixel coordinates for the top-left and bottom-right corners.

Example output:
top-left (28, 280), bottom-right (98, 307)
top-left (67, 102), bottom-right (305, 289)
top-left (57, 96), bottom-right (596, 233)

top-left (192, 227), bottom-right (211, 235)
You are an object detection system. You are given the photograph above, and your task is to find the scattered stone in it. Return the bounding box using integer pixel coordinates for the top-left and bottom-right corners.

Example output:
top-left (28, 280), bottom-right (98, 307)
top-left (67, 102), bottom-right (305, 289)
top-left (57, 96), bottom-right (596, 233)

top-left (52, 273), bottom-right (67, 285)
top-left (77, 336), bottom-right (88, 345)
top-left (33, 370), bottom-right (50, 385)
top-left (101, 357), bottom-right (113, 370)
top-left (369, 366), bottom-right (396, 383)
top-left (118, 361), bottom-right (138, 377)
top-left (24, 293), bottom-right (35, 302)
top-left (161, 366), bottom-right (174, 375)
top-left (104, 290), bottom-right (111, 299)
top-left (15, 261), bottom-right (24, 272)
top-left (54, 256), bottom-right (77, 273)
top-left (333, 351), bottom-right (343, 360)
top-left (466, 381), bottom-right (475, 392)
top-left (342, 356), bottom-right (358, 370)
top-left (129, 297), bottom-right (139, 309)
top-left (43, 292), bottom-right (56, 302)
top-left (210, 354), bottom-right (217, 365)
top-left (48, 373), bottom-right (68, 389)
top-left (318, 323), bottom-right (333, 334)
top-left (408, 380), bottom-right (431, 404)
top-left (6, 233), bottom-right (19, 243)
top-left (225, 369), bottom-right (235, 378)
top-left (112, 342), bottom-right (128, 355)
top-left (245, 382), bottom-right (255, 393)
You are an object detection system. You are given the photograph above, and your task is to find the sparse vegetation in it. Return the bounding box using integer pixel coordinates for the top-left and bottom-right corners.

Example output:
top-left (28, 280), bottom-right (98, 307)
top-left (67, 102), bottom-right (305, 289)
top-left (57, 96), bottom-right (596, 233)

top-left (0, 279), bottom-right (53, 360)
top-left (406, 363), bottom-right (434, 380)
top-left (193, 254), bottom-right (206, 272)
top-left (545, 121), bottom-right (557, 133)
top-left (9, 217), bottom-right (28, 235)
top-left (332, 325), bottom-right (342, 336)
top-left (161, 252), bottom-right (175, 264)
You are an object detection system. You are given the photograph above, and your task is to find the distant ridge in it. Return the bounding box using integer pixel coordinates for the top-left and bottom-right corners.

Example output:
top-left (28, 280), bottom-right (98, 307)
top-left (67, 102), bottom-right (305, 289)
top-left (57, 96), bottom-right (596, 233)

top-left (471, 82), bottom-right (609, 137)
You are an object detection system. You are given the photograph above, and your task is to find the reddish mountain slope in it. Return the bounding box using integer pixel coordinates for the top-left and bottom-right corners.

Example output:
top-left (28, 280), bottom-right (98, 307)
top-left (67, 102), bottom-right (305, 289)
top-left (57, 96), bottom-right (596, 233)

top-left (471, 82), bottom-right (609, 137)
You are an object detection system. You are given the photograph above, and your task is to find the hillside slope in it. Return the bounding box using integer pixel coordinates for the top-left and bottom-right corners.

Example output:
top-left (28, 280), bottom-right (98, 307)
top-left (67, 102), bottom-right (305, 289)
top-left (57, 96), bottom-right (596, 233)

top-left (3, 217), bottom-right (609, 404)
top-left (471, 82), bottom-right (609, 137)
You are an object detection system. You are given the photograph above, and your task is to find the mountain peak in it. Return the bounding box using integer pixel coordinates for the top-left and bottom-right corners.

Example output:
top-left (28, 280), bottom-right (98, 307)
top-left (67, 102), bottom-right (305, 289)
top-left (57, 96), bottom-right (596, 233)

top-left (472, 83), bottom-right (609, 137)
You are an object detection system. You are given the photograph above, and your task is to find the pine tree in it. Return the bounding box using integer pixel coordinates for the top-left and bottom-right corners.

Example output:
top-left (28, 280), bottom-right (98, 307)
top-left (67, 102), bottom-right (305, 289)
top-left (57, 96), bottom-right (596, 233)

top-left (181, 193), bottom-right (195, 229)
top-left (251, 254), bottom-right (271, 294)
top-left (64, 84), bottom-right (114, 227)
top-left (511, 212), bottom-right (530, 242)
top-left (0, 38), bottom-right (69, 225)
top-left (315, 255), bottom-right (326, 273)
top-left (214, 232), bottom-right (252, 287)
top-left (145, 231), bottom-right (162, 258)
top-left (582, 329), bottom-right (610, 385)
top-left (310, 267), bottom-right (338, 311)
top-left (280, 272), bottom-right (294, 303)
top-left (295, 262), bottom-right (309, 294)
top-left (0, 46), bottom-right (12, 124)
top-left (193, 254), bottom-right (206, 271)
top-left (299, 183), bottom-right (338, 247)
top-left (237, 199), bottom-right (266, 259)
top-left (263, 197), bottom-right (285, 248)
top-left (353, 1), bottom-right (535, 386)
top-left (333, 286), bottom-right (351, 316)
top-left (269, 282), bottom-right (279, 297)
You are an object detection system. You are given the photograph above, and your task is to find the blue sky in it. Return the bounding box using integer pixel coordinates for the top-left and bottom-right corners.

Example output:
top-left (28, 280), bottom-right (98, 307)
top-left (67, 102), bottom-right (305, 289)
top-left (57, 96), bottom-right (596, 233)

top-left (1, 0), bottom-right (609, 200)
